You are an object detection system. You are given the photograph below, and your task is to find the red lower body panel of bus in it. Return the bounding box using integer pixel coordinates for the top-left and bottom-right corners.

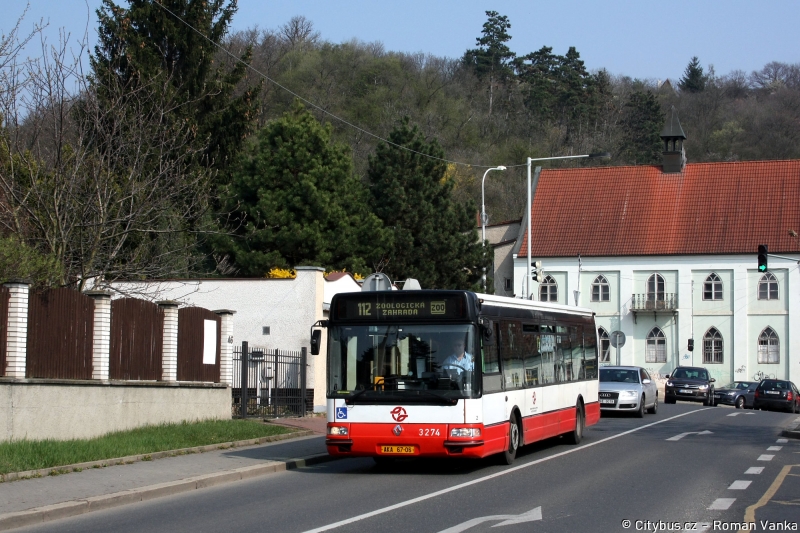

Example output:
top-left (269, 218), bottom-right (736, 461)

top-left (325, 422), bottom-right (507, 459)
top-left (326, 402), bottom-right (598, 459)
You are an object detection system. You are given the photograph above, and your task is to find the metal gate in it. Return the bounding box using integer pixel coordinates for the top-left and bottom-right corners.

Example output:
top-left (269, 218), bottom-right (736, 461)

top-left (232, 344), bottom-right (308, 418)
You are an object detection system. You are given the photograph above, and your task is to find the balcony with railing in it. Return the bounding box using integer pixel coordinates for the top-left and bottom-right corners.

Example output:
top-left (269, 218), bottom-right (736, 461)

top-left (630, 293), bottom-right (678, 323)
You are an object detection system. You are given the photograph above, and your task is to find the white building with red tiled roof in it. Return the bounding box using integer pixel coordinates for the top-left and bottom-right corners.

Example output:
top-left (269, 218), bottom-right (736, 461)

top-left (511, 116), bottom-right (800, 385)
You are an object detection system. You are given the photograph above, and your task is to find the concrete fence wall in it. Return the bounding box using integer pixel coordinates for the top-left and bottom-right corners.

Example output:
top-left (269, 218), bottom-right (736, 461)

top-left (0, 381), bottom-right (230, 441)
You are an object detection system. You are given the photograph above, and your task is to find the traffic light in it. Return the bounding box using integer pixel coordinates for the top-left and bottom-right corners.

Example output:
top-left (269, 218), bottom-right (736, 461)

top-left (531, 261), bottom-right (542, 282)
top-left (757, 244), bottom-right (768, 272)
top-left (688, 339), bottom-right (694, 352)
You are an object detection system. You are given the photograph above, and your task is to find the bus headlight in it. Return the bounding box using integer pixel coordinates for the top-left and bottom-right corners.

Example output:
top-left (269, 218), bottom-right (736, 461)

top-left (328, 426), bottom-right (348, 436)
top-left (450, 428), bottom-right (481, 437)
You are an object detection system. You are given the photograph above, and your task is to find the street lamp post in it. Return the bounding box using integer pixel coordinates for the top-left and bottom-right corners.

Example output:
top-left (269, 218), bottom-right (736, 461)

top-left (481, 166), bottom-right (506, 292)
top-left (525, 153), bottom-right (610, 299)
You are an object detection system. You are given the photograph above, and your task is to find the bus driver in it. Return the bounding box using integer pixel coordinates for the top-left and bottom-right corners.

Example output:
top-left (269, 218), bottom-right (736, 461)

top-left (442, 339), bottom-right (474, 375)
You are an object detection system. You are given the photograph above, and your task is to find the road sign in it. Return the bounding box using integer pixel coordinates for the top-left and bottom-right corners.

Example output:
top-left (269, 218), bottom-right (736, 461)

top-left (610, 331), bottom-right (626, 348)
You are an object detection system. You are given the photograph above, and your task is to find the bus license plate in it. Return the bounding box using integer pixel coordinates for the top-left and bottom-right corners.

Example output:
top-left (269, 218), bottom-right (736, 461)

top-left (380, 445), bottom-right (415, 454)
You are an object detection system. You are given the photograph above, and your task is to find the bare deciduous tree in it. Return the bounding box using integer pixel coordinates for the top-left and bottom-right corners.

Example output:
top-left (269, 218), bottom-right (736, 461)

top-left (0, 28), bottom-right (214, 290)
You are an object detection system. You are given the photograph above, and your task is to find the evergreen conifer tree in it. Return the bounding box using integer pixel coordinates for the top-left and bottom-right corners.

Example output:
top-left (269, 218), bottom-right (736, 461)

top-left (221, 101), bottom-right (389, 276)
top-left (91, 0), bottom-right (259, 172)
top-left (678, 56), bottom-right (706, 93)
top-left (618, 90), bottom-right (663, 165)
top-left (367, 118), bottom-right (487, 290)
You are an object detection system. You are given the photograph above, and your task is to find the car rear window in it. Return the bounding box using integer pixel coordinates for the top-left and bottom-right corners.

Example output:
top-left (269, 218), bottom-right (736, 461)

top-left (759, 380), bottom-right (788, 391)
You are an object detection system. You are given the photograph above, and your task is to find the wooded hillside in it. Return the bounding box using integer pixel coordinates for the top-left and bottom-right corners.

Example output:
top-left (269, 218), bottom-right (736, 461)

top-left (1, 4), bottom-right (798, 290)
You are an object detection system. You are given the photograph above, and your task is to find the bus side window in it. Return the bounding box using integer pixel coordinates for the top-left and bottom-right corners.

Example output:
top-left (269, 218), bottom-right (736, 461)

top-left (482, 330), bottom-right (500, 374)
top-left (522, 324), bottom-right (540, 387)
top-left (573, 326), bottom-right (586, 380)
top-left (482, 323), bottom-right (502, 393)
top-left (583, 323), bottom-right (598, 379)
top-left (499, 320), bottom-right (524, 390)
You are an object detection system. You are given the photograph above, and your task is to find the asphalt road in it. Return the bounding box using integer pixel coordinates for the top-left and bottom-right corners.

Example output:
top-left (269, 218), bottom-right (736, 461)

top-left (15, 403), bottom-right (800, 533)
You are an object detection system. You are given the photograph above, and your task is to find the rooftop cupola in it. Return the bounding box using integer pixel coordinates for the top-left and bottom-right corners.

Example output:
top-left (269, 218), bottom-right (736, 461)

top-left (661, 106), bottom-right (687, 173)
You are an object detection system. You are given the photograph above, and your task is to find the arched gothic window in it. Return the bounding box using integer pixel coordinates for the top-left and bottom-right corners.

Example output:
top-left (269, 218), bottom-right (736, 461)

top-left (757, 327), bottom-right (779, 364)
top-left (645, 327), bottom-right (666, 363)
top-left (598, 328), bottom-right (610, 362)
top-left (703, 327), bottom-right (723, 364)
top-left (540, 275), bottom-right (558, 302)
top-left (758, 272), bottom-right (778, 300)
top-left (703, 273), bottom-right (723, 301)
top-left (592, 275), bottom-right (610, 302)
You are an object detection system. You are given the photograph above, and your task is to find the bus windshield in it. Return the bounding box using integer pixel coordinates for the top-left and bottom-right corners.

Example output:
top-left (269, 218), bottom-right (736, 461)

top-left (328, 324), bottom-right (479, 402)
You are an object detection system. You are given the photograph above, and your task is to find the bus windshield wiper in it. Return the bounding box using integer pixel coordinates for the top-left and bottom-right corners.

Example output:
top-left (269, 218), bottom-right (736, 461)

top-left (411, 388), bottom-right (458, 405)
top-left (345, 386), bottom-right (374, 404)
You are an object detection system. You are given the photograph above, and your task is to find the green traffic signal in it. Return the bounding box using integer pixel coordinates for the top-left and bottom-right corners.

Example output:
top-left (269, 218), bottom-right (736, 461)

top-left (757, 244), bottom-right (768, 272)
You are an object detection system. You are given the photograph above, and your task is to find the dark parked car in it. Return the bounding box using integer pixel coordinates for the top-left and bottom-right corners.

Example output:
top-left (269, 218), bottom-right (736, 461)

top-left (714, 381), bottom-right (758, 409)
top-left (664, 366), bottom-right (716, 406)
top-left (753, 379), bottom-right (800, 413)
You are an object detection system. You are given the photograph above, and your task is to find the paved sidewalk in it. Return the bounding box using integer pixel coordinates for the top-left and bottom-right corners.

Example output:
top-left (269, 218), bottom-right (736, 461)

top-left (0, 417), bottom-right (332, 531)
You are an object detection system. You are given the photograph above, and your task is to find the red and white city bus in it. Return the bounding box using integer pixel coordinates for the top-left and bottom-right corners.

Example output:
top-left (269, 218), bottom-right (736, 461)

top-left (310, 287), bottom-right (599, 464)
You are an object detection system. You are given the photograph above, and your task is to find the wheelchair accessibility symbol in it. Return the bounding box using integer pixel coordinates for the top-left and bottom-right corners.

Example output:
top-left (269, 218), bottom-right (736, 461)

top-left (335, 407), bottom-right (348, 420)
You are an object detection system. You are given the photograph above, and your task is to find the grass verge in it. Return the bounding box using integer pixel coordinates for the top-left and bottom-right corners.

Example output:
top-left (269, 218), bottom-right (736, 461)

top-left (0, 419), bottom-right (295, 475)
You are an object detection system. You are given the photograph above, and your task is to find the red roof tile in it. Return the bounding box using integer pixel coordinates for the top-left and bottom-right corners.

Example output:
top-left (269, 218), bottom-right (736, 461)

top-left (518, 160), bottom-right (800, 257)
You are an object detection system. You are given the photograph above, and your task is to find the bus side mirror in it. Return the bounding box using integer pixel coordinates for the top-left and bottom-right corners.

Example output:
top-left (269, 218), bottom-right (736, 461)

top-left (481, 319), bottom-right (495, 346)
top-left (310, 329), bottom-right (322, 355)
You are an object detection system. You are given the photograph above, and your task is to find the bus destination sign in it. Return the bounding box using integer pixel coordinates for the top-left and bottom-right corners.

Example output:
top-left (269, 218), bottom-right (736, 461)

top-left (337, 295), bottom-right (466, 320)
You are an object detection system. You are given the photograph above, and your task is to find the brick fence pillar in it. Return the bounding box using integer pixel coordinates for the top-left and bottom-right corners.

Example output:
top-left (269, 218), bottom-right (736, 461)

top-left (158, 301), bottom-right (179, 382)
top-left (213, 309), bottom-right (236, 386)
top-left (85, 291), bottom-right (111, 380)
top-left (3, 280), bottom-right (30, 378)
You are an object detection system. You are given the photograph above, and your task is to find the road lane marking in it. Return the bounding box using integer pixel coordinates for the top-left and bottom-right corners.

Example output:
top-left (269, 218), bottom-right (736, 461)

top-left (745, 467), bottom-right (764, 474)
top-left (301, 409), bottom-right (709, 533)
top-left (708, 498), bottom-right (735, 510)
top-left (776, 439), bottom-right (788, 443)
top-left (726, 413), bottom-right (754, 417)
top-left (767, 446), bottom-right (782, 451)
top-left (728, 480), bottom-right (752, 490)
top-left (666, 430), bottom-right (713, 441)
top-left (758, 455), bottom-right (775, 461)
top-left (436, 506), bottom-right (541, 533)
top-left (742, 464), bottom-right (800, 529)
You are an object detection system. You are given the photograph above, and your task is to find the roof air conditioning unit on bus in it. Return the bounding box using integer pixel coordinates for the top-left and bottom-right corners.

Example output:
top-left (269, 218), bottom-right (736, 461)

top-left (402, 278), bottom-right (421, 290)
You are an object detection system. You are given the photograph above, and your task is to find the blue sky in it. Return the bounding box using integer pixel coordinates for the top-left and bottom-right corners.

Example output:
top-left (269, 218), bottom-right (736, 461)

top-left (4, 0), bottom-right (799, 81)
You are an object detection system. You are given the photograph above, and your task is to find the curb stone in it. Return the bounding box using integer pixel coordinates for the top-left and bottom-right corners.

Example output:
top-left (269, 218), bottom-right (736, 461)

top-left (0, 453), bottom-right (336, 532)
top-left (781, 417), bottom-right (800, 439)
top-left (0, 429), bottom-right (313, 483)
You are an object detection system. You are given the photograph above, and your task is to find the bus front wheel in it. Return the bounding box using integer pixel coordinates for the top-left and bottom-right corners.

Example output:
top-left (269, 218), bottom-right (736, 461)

top-left (566, 402), bottom-right (584, 445)
top-left (501, 413), bottom-right (521, 465)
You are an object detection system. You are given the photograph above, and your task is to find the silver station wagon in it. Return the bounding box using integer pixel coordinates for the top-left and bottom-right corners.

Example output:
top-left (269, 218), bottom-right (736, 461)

top-left (599, 366), bottom-right (659, 417)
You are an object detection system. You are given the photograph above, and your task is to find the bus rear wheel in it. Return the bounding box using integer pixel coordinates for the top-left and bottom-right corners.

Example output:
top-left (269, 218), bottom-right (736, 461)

top-left (501, 414), bottom-right (521, 465)
top-left (565, 402), bottom-right (584, 445)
